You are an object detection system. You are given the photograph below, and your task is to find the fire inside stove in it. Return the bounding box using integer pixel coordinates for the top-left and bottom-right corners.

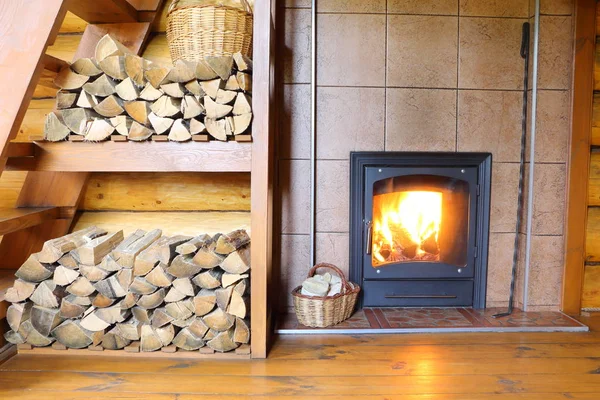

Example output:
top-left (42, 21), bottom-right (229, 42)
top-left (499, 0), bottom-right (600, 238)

top-left (372, 191), bottom-right (442, 266)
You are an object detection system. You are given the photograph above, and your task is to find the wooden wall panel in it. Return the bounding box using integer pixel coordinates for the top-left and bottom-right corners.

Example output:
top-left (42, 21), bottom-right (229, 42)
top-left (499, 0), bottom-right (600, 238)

top-left (583, 264), bottom-right (600, 308)
top-left (589, 152), bottom-right (600, 206)
top-left (0, 172), bottom-right (27, 208)
top-left (586, 207), bottom-right (600, 262)
top-left (81, 172), bottom-right (250, 211)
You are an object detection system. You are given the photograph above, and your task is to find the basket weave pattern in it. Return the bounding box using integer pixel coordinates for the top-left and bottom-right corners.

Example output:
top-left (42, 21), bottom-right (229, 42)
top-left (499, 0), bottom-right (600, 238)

top-left (167, 3), bottom-right (253, 62)
top-left (292, 263), bottom-right (360, 328)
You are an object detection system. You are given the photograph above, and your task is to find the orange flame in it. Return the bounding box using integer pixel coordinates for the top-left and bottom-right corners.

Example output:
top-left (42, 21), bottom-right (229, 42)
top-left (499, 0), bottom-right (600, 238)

top-left (372, 191), bottom-right (442, 265)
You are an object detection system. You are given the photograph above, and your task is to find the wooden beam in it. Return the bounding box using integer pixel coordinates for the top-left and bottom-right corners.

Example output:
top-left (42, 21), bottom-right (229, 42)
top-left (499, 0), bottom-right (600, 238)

top-left (66, 0), bottom-right (138, 24)
top-left (0, 0), bottom-right (67, 173)
top-left (42, 54), bottom-right (69, 73)
top-left (0, 207), bottom-right (70, 236)
top-left (562, 0), bottom-right (597, 315)
top-left (6, 143), bottom-right (34, 158)
top-left (250, 0), bottom-right (276, 359)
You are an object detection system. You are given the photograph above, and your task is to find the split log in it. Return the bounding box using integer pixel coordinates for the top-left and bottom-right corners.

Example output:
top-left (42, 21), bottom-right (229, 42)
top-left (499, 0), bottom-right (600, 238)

top-left (77, 91), bottom-right (99, 108)
top-left (99, 55), bottom-right (127, 80)
top-left (165, 300), bottom-right (194, 320)
top-left (216, 230), bottom-right (251, 255)
top-left (112, 229), bottom-right (162, 268)
top-left (137, 288), bottom-right (165, 309)
top-left (232, 113), bottom-right (252, 135)
top-left (102, 327), bottom-right (131, 350)
top-left (172, 316), bottom-right (194, 328)
top-left (163, 286), bottom-right (186, 303)
top-left (160, 82), bottom-right (185, 98)
top-left (121, 292), bottom-right (139, 309)
top-left (7, 302), bottom-right (32, 332)
top-left (52, 319), bottom-right (98, 349)
top-left (145, 65), bottom-right (170, 88)
top-left (75, 230), bottom-right (124, 265)
top-left (145, 264), bottom-right (173, 287)
top-left (204, 118), bottom-right (227, 141)
top-left (71, 58), bottom-right (102, 76)
top-left (92, 292), bottom-right (115, 308)
top-left (207, 328), bottom-right (237, 352)
top-left (30, 280), bottom-right (65, 308)
top-left (128, 121), bottom-right (154, 141)
top-left (184, 79), bottom-right (204, 96)
top-left (58, 253), bottom-right (79, 269)
top-left (192, 269), bottom-right (223, 290)
top-left (44, 112), bottom-right (70, 142)
top-left (115, 77), bottom-right (140, 101)
top-left (54, 68), bottom-right (89, 90)
top-left (81, 308), bottom-right (111, 331)
top-left (222, 273), bottom-right (249, 289)
top-left (83, 74), bottom-right (116, 96)
top-left (156, 323), bottom-right (175, 347)
top-left (124, 100), bottom-right (151, 126)
top-left (79, 265), bottom-right (110, 282)
top-left (220, 245), bottom-right (250, 274)
top-left (140, 325), bottom-right (162, 352)
top-left (140, 82), bottom-right (164, 101)
top-left (67, 277), bottom-right (96, 297)
top-left (134, 236), bottom-right (174, 276)
top-left (190, 118), bottom-right (206, 134)
top-left (16, 254), bottom-right (55, 282)
top-left (110, 115), bottom-right (133, 136)
top-left (31, 306), bottom-right (63, 336)
top-left (236, 72), bottom-right (252, 93)
top-left (131, 306), bottom-right (153, 323)
top-left (233, 317), bottom-right (250, 344)
top-left (188, 317), bottom-right (209, 338)
top-left (4, 330), bottom-right (26, 345)
top-left (166, 60), bottom-right (196, 83)
top-left (99, 254), bottom-right (122, 272)
top-left (181, 95), bottom-right (203, 119)
top-left (192, 242), bottom-right (224, 269)
top-left (151, 307), bottom-right (174, 328)
top-left (224, 75), bottom-right (240, 91)
top-left (125, 54), bottom-right (148, 86)
top-left (93, 274), bottom-right (127, 298)
top-left (4, 279), bottom-right (36, 303)
top-left (62, 108), bottom-right (94, 135)
top-left (158, 235), bottom-right (191, 264)
top-left (117, 269), bottom-right (133, 290)
top-left (129, 277), bottom-right (157, 295)
top-left (23, 320), bottom-right (55, 347)
top-left (116, 320), bottom-right (141, 340)
top-left (227, 290), bottom-right (247, 319)
top-left (148, 112), bottom-right (174, 134)
top-left (203, 307), bottom-right (234, 331)
top-left (193, 289), bottom-right (216, 316)
top-left (39, 226), bottom-right (107, 263)
top-left (85, 119), bottom-right (115, 141)
top-left (94, 95), bottom-right (125, 118)
top-left (95, 302), bottom-right (129, 324)
top-left (151, 95), bottom-right (181, 118)
top-left (205, 96), bottom-right (233, 119)
top-left (168, 254), bottom-right (202, 278)
top-left (168, 119), bottom-right (191, 142)
top-left (172, 328), bottom-right (204, 350)
top-left (56, 91), bottom-right (78, 109)
top-left (200, 78), bottom-right (223, 99)
top-left (205, 56), bottom-right (233, 80)
top-left (233, 52), bottom-right (252, 72)
top-left (225, 116), bottom-right (234, 136)
top-left (95, 34), bottom-right (131, 62)
top-left (216, 89), bottom-right (237, 105)
top-left (176, 234), bottom-right (212, 255)
top-left (215, 286), bottom-right (234, 310)
top-left (195, 60), bottom-right (219, 80)
top-left (233, 93), bottom-right (252, 115)
top-left (60, 295), bottom-right (89, 319)
top-left (172, 278), bottom-right (195, 297)
top-left (234, 279), bottom-right (247, 296)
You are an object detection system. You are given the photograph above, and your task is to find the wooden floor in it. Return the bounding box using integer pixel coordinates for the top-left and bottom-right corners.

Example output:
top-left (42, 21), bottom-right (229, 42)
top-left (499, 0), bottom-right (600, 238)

top-left (3, 327), bottom-right (600, 399)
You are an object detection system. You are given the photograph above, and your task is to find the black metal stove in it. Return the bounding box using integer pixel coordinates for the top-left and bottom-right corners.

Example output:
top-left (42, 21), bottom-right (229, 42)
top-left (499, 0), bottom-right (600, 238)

top-left (349, 152), bottom-right (492, 308)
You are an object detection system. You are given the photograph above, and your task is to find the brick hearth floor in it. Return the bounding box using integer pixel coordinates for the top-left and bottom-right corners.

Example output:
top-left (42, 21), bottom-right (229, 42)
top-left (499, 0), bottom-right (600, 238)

top-left (278, 308), bottom-right (588, 333)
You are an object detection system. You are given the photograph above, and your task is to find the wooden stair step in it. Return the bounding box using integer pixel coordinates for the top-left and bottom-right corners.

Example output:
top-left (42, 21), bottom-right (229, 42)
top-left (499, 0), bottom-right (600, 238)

top-left (67, 0), bottom-right (140, 24)
top-left (0, 207), bottom-right (72, 236)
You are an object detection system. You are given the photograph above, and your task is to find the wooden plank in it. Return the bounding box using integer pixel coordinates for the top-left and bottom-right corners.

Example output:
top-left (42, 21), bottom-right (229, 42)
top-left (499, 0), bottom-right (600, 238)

top-left (563, 0), bottom-right (597, 315)
top-left (41, 54), bottom-right (69, 73)
top-left (73, 22), bottom-right (151, 60)
top-left (583, 264), bottom-right (600, 308)
top-left (5, 142), bottom-right (252, 172)
top-left (72, 211), bottom-right (250, 237)
top-left (586, 207), bottom-right (600, 262)
top-left (6, 143), bottom-right (34, 158)
top-left (81, 173), bottom-right (250, 211)
top-left (17, 347), bottom-right (250, 359)
top-left (0, 207), bottom-right (62, 236)
top-left (589, 152), bottom-right (600, 206)
top-left (0, 172), bottom-right (27, 209)
top-left (66, 0), bottom-right (138, 24)
top-left (250, 0), bottom-right (275, 359)
top-left (0, 0), bottom-right (67, 172)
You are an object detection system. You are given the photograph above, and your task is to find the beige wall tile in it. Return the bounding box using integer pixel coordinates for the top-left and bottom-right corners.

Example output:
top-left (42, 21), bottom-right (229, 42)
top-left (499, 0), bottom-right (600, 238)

top-left (318, 0), bottom-right (386, 13)
top-left (281, 84), bottom-right (311, 160)
top-left (316, 232), bottom-right (350, 276)
top-left (529, 90), bottom-right (570, 163)
top-left (491, 163), bottom-right (520, 233)
top-left (317, 14), bottom-right (386, 86)
top-left (532, 163), bottom-right (566, 235)
top-left (317, 87), bottom-right (385, 159)
top-left (316, 160), bottom-right (349, 232)
top-left (526, 235), bottom-right (564, 306)
top-left (538, 16), bottom-right (573, 89)
top-left (283, 9), bottom-right (311, 84)
top-left (280, 234), bottom-right (311, 309)
top-left (457, 90), bottom-right (523, 162)
top-left (486, 233), bottom-right (516, 304)
top-left (387, 15), bottom-right (458, 88)
top-left (540, 0), bottom-right (573, 15)
top-left (459, 18), bottom-right (524, 90)
top-left (460, 0), bottom-right (529, 17)
top-left (280, 160), bottom-right (311, 234)
top-left (388, 0), bottom-right (458, 15)
top-left (386, 88), bottom-right (457, 151)
top-left (285, 0), bottom-right (310, 7)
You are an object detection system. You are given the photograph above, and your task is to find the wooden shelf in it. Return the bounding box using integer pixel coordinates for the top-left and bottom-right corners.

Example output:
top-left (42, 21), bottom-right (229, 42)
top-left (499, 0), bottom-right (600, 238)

top-left (0, 207), bottom-right (71, 236)
top-left (6, 141), bottom-right (252, 172)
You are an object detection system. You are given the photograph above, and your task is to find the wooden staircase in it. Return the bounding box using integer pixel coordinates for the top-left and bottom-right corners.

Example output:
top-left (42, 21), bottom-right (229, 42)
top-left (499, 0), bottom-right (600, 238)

top-left (0, 0), bottom-right (275, 358)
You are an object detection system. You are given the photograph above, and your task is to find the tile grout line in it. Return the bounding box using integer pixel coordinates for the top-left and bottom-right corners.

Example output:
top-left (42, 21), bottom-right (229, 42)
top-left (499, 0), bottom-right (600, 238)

top-left (455, 6), bottom-right (460, 152)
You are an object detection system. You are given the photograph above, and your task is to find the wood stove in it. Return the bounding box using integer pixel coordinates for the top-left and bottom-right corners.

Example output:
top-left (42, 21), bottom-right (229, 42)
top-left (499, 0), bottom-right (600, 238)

top-left (349, 152), bottom-right (492, 308)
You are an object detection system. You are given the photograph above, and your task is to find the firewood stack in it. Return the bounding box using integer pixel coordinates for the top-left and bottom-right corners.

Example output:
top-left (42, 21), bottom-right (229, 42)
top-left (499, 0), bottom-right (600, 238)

top-left (44, 34), bottom-right (253, 143)
top-left (3, 226), bottom-right (251, 353)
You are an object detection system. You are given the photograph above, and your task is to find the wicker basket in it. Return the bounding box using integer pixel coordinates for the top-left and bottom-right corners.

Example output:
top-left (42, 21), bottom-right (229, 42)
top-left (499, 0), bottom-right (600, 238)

top-left (292, 263), bottom-right (360, 328)
top-left (166, 0), bottom-right (253, 62)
